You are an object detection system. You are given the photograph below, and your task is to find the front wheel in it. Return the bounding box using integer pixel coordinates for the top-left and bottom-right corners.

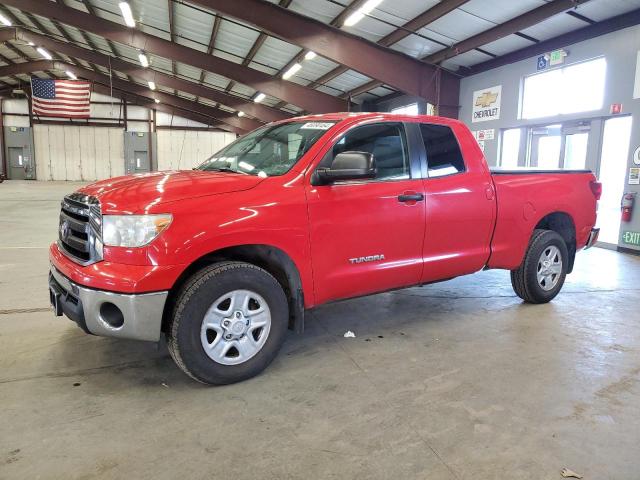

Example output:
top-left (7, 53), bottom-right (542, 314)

top-left (167, 262), bottom-right (289, 385)
top-left (510, 229), bottom-right (568, 304)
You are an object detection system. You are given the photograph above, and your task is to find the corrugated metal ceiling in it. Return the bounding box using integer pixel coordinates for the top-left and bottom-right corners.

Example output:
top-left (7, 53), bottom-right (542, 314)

top-left (1, 0), bottom-right (639, 119)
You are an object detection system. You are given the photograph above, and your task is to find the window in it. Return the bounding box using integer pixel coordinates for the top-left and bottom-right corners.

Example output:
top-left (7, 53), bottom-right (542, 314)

top-left (391, 103), bottom-right (419, 115)
top-left (330, 123), bottom-right (410, 180)
top-left (522, 58), bottom-right (606, 119)
top-left (420, 124), bottom-right (465, 177)
top-left (499, 128), bottom-right (521, 168)
top-left (197, 121), bottom-right (335, 177)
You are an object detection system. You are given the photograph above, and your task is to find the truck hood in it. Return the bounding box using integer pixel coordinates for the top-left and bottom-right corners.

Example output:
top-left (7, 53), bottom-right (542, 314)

top-left (79, 170), bottom-right (264, 214)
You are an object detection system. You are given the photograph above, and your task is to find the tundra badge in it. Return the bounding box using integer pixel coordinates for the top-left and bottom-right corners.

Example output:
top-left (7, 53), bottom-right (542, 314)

top-left (349, 254), bottom-right (385, 264)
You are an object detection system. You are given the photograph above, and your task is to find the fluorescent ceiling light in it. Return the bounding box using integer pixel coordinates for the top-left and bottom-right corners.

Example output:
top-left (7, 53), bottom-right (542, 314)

top-left (282, 63), bottom-right (301, 80)
top-left (304, 51), bottom-right (317, 61)
top-left (36, 47), bottom-right (52, 60)
top-left (138, 52), bottom-right (149, 67)
top-left (343, 12), bottom-right (364, 26)
top-left (65, 71), bottom-right (77, 80)
top-left (237, 111), bottom-right (245, 117)
top-left (343, 0), bottom-right (384, 27)
top-left (253, 92), bottom-right (266, 103)
top-left (119, 2), bottom-right (136, 27)
top-left (0, 14), bottom-right (12, 26)
top-left (148, 81), bottom-right (156, 90)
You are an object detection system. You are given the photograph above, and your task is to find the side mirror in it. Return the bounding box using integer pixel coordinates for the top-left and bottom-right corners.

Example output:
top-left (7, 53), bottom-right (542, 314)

top-left (313, 151), bottom-right (376, 185)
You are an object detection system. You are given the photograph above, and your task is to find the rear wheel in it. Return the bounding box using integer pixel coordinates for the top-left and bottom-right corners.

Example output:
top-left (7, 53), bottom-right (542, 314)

top-left (510, 229), bottom-right (568, 304)
top-left (167, 262), bottom-right (289, 385)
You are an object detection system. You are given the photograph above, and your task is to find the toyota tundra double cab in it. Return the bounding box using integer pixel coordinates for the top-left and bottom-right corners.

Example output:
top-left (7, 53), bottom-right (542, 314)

top-left (49, 113), bottom-right (601, 384)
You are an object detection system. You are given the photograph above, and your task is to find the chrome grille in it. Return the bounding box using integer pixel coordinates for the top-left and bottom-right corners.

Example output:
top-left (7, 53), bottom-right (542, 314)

top-left (58, 193), bottom-right (103, 265)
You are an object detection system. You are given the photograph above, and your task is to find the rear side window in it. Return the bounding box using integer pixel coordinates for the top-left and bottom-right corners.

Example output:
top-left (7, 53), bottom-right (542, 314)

top-left (420, 124), bottom-right (465, 177)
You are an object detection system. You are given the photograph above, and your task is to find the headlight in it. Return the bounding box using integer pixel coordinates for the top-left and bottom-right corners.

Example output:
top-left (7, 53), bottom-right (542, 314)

top-left (102, 214), bottom-right (172, 247)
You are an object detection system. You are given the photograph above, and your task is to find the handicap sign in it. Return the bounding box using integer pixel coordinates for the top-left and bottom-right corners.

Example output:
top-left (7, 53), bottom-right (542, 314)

top-left (537, 55), bottom-right (548, 71)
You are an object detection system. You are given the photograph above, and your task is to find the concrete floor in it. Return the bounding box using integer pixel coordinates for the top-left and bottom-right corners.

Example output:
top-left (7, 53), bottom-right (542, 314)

top-left (1, 180), bottom-right (639, 480)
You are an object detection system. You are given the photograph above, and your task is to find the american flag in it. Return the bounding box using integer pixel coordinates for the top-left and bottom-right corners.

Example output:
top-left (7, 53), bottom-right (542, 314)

top-left (31, 78), bottom-right (91, 118)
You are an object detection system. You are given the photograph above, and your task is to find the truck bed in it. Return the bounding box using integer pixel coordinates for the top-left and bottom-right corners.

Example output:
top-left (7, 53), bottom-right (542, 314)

top-left (490, 168), bottom-right (592, 175)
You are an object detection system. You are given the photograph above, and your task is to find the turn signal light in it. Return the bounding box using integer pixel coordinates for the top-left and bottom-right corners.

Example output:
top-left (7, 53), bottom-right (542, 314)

top-left (590, 181), bottom-right (602, 200)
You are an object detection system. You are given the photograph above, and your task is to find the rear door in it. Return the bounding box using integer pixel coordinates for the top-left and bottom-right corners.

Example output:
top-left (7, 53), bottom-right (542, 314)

top-left (415, 122), bottom-right (496, 282)
top-left (306, 122), bottom-right (426, 304)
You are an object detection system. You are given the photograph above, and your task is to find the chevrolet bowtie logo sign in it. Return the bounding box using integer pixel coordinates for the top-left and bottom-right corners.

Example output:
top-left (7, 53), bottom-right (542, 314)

top-left (472, 85), bottom-right (502, 123)
top-left (475, 91), bottom-right (498, 108)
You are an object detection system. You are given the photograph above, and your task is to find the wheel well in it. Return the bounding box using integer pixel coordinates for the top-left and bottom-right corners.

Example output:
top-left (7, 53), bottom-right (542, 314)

top-left (534, 212), bottom-right (576, 272)
top-left (161, 245), bottom-right (305, 334)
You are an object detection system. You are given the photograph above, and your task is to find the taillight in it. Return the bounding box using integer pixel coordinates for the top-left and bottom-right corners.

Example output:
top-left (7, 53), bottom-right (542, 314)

top-left (590, 181), bottom-right (602, 200)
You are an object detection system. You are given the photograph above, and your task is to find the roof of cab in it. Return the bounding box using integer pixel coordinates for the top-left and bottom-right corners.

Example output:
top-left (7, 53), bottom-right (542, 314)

top-left (279, 111), bottom-right (464, 125)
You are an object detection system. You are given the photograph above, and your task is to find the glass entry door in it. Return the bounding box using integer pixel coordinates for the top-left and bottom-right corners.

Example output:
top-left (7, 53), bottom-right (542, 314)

top-left (597, 116), bottom-right (633, 244)
top-left (562, 125), bottom-right (589, 169)
top-left (527, 122), bottom-right (590, 169)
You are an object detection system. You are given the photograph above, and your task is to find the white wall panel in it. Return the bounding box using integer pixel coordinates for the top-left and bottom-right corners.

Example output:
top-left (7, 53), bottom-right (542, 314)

top-left (3, 116), bottom-right (30, 127)
top-left (33, 125), bottom-right (124, 181)
top-left (108, 128), bottom-right (125, 178)
top-left (94, 128), bottom-right (113, 180)
top-left (79, 127), bottom-right (97, 181)
top-left (156, 111), bottom-right (209, 128)
top-left (34, 125), bottom-right (51, 181)
top-left (64, 126), bottom-right (82, 181)
top-left (157, 130), bottom-right (235, 171)
top-left (2, 99), bottom-right (28, 114)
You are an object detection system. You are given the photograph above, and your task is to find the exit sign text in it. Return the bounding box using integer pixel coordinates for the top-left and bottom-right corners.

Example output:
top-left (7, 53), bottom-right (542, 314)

top-left (622, 231), bottom-right (640, 246)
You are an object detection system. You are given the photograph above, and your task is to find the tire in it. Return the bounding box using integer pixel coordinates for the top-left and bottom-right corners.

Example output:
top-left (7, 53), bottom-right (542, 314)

top-left (167, 261), bottom-right (289, 385)
top-left (510, 229), bottom-right (568, 304)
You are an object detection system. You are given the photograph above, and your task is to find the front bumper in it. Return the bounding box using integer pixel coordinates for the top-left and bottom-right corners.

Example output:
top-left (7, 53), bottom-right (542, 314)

top-left (49, 265), bottom-right (168, 342)
top-left (584, 227), bottom-right (600, 249)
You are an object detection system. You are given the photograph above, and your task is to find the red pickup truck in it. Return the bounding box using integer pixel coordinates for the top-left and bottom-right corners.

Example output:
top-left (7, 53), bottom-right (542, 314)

top-left (49, 113), bottom-right (600, 384)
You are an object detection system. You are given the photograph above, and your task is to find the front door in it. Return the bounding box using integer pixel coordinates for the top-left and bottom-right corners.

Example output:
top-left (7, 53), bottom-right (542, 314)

top-left (8, 147), bottom-right (27, 180)
top-left (306, 122), bottom-right (426, 304)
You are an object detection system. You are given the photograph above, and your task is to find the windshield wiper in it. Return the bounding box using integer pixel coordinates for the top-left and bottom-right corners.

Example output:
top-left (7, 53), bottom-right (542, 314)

top-left (207, 167), bottom-right (250, 175)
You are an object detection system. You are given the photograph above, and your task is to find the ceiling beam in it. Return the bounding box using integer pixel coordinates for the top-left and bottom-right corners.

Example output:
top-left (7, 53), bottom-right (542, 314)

top-left (90, 83), bottom-right (228, 130)
top-left (378, 0), bottom-right (471, 47)
top-left (189, 0), bottom-right (459, 103)
top-left (0, 60), bottom-right (251, 133)
top-left (425, 0), bottom-right (592, 64)
top-left (271, 0), bottom-right (370, 109)
top-left (1, 0), bottom-right (346, 113)
top-left (464, 7), bottom-right (640, 76)
top-left (0, 28), bottom-right (289, 123)
top-left (167, 0), bottom-right (178, 95)
top-left (307, 0), bottom-right (471, 92)
top-left (224, 0), bottom-right (292, 94)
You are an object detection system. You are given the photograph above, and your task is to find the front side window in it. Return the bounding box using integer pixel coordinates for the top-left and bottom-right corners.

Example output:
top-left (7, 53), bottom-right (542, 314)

top-left (330, 123), bottom-right (410, 181)
top-left (197, 121), bottom-right (335, 177)
top-left (420, 124), bottom-right (465, 177)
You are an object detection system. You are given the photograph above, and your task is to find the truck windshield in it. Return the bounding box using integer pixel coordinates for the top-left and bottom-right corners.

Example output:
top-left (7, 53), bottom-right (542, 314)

top-left (196, 121), bottom-right (336, 177)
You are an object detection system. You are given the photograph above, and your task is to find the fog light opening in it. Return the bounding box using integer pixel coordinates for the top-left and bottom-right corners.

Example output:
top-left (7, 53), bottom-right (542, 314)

top-left (100, 302), bottom-right (124, 329)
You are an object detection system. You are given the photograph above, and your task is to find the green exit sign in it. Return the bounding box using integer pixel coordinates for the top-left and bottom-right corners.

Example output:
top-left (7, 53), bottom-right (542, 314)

top-left (549, 48), bottom-right (567, 66)
top-left (622, 231), bottom-right (640, 246)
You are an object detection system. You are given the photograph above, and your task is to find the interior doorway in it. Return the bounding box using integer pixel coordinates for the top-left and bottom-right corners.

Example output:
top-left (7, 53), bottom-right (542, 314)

top-left (596, 116), bottom-right (633, 245)
top-left (8, 147), bottom-right (27, 180)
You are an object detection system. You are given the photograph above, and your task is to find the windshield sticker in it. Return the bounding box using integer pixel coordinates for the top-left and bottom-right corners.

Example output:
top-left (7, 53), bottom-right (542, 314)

top-left (300, 122), bottom-right (334, 130)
